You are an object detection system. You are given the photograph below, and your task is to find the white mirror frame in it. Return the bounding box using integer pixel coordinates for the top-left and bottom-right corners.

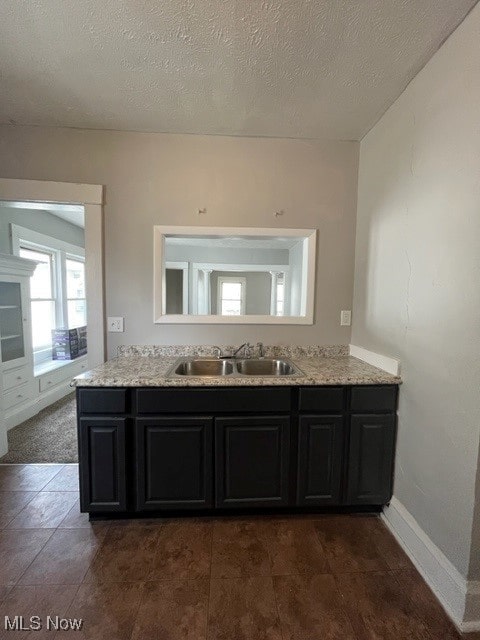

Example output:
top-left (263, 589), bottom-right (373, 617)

top-left (153, 226), bottom-right (316, 324)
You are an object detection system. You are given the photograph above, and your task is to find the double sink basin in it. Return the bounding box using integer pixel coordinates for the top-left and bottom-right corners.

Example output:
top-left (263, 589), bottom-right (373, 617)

top-left (167, 356), bottom-right (304, 378)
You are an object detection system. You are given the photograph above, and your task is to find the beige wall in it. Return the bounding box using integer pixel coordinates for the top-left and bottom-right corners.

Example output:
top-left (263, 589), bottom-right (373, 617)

top-left (0, 128), bottom-right (359, 356)
top-left (352, 4), bottom-right (480, 579)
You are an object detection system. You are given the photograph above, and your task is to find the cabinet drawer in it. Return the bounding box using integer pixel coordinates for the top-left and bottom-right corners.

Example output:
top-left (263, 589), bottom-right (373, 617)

top-left (3, 383), bottom-right (34, 410)
top-left (350, 386), bottom-right (398, 412)
top-left (299, 387), bottom-right (345, 412)
top-left (136, 387), bottom-right (291, 414)
top-left (78, 388), bottom-right (127, 414)
top-left (39, 360), bottom-right (89, 393)
top-left (3, 366), bottom-right (31, 391)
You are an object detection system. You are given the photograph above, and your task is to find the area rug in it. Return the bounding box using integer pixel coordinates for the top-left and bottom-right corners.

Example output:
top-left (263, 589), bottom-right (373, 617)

top-left (0, 393), bottom-right (78, 463)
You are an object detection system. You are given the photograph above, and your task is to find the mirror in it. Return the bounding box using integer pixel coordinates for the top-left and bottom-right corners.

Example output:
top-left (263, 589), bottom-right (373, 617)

top-left (154, 226), bottom-right (316, 324)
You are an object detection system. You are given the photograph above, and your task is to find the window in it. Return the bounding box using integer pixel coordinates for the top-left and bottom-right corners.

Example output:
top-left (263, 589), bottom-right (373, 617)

top-left (66, 258), bottom-right (86, 327)
top-left (12, 224), bottom-right (86, 363)
top-left (19, 247), bottom-right (56, 351)
top-left (217, 277), bottom-right (246, 316)
top-left (276, 275), bottom-right (285, 316)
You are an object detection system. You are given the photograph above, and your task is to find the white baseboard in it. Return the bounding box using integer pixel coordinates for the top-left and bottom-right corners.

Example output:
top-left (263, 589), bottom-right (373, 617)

top-left (349, 344), bottom-right (400, 376)
top-left (0, 424), bottom-right (7, 457)
top-left (464, 582), bottom-right (480, 632)
top-left (382, 497), bottom-right (480, 632)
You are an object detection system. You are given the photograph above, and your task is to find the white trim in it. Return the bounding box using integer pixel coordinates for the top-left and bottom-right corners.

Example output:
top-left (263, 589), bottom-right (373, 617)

top-left (192, 262), bottom-right (289, 273)
top-left (0, 253), bottom-right (38, 277)
top-left (382, 497), bottom-right (480, 631)
top-left (153, 225), bottom-right (316, 325)
top-left (349, 344), bottom-right (401, 376)
top-left (153, 314), bottom-right (314, 325)
top-left (11, 224), bottom-right (85, 259)
top-left (0, 178), bottom-right (103, 205)
top-left (155, 225), bottom-right (315, 238)
top-left (299, 236), bottom-right (309, 315)
top-left (464, 583), bottom-right (480, 632)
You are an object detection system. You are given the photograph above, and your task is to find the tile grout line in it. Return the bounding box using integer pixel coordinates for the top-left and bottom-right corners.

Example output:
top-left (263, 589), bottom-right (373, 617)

top-left (204, 521), bottom-right (215, 640)
top-left (129, 521), bottom-right (170, 639)
top-left (330, 572), bottom-right (362, 640)
top-left (0, 489), bottom-right (40, 529)
top-left (261, 520), bottom-right (285, 640)
top-left (5, 491), bottom-right (80, 530)
top-left (8, 526), bottom-right (57, 589)
top-left (79, 520), bottom-right (115, 585)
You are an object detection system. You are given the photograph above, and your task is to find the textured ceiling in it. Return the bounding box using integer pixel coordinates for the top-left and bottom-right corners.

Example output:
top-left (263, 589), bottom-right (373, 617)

top-left (0, 0), bottom-right (476, 140)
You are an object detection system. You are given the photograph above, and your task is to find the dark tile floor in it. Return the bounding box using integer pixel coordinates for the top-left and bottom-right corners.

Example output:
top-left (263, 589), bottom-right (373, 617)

top-left (0, 464), bottom-right (478, 640)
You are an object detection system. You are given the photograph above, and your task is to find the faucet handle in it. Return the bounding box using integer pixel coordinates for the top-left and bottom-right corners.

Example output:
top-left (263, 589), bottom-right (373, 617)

top-left (212, 346), bottom-right (223, 358)
top-left (244, 343), bottom-right (253, 358)
top-left (256, 342), bottom-right (265, 358)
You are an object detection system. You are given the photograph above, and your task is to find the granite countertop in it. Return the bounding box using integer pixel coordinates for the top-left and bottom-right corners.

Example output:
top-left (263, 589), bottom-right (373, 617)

top-left (73, 346), bottom-right (401, 387)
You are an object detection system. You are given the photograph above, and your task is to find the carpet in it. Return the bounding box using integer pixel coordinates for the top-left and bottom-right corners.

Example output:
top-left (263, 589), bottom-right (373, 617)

top-left (0, 393), bottom-right (78, 463)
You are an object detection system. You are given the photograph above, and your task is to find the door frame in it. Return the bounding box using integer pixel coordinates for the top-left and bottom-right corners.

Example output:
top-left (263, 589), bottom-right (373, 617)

top-left (0, 178), bottom-right (105, 368)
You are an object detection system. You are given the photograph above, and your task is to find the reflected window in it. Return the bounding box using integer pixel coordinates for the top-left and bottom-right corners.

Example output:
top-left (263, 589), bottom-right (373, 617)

top-left (218, 277), bottom-right (246, 316)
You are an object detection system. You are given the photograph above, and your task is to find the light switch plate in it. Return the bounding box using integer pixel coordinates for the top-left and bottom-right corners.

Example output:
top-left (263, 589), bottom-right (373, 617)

top-left (108, 317), bottom-right (124, 332)
top-left (340, 310), bottom-right (351, 326)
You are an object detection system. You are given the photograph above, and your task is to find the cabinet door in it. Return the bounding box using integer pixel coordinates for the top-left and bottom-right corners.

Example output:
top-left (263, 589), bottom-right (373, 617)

top-left (0, 280), bottom-right (27, 368)
top-left (215, 416), bottom-right (290, 508)
top-left (78, 417), bottom-right (127, 512)
top-left (135, 417), bottom-right (212, 510)
top-left (346, 414), bottom-right (396, 505)
top-left (297, 415), bottom-right (344, 506)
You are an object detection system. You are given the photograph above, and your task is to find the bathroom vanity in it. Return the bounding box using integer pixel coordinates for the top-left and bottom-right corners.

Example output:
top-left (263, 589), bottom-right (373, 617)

top-left (74, 349), bottom-right (401, 519)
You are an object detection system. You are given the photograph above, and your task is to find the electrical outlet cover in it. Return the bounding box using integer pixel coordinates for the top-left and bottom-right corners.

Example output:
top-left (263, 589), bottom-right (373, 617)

top-left (340, 310), bottom-right (351, 326)
top-left (108, 316), bottom-right (124, 332)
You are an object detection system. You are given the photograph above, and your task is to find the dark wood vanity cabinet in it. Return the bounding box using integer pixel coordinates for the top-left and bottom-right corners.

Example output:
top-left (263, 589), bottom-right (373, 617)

top-left (346, 414), bottom-right (397, 505)
top-left (135, 416), bottom-right (213, 510)
top-left (296, 415), bottom-right (344, 506)
top-left (78, 417), bottom-right (127, 512)
top-left (215, 416), bottom-right (290, 508)
top-left (76, 384), bottom-right (398, 516)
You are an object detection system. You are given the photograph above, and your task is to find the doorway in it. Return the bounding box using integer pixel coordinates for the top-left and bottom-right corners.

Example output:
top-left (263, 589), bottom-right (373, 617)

top-left (0, 179), bottom-right (104, 463)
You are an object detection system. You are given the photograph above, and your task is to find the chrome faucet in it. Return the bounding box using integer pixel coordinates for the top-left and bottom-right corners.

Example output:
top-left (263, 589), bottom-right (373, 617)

top-left (256, 342), bottom-right (265, 358)
top-left (232, 342), bottom-right (253, 359)
top-left (212, 346), bottom-right (224, 358)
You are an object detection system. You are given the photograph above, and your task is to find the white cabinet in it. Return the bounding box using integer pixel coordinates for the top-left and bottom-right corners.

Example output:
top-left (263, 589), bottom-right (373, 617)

top-left (0, 254), bottom-right (37, 455)
top-left (0, 281), bottom-right (27, 366)
top-left (0, 254), bottom-right (36, 369)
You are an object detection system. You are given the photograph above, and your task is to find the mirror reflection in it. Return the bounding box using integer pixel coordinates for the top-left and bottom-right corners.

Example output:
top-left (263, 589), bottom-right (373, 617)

top-left (163, 233), bottom-right (309, 317)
